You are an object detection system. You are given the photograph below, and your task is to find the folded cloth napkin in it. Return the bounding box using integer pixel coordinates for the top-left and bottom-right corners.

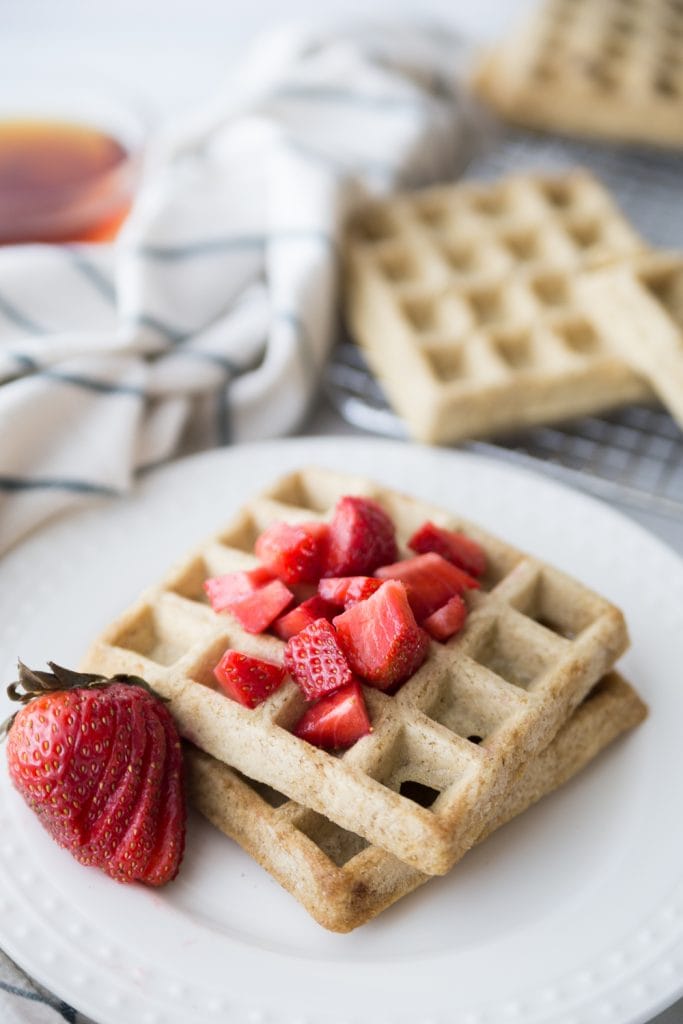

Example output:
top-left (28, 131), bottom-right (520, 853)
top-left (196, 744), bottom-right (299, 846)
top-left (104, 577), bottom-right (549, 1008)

top-left (0, 22), bottom-right (479, 555)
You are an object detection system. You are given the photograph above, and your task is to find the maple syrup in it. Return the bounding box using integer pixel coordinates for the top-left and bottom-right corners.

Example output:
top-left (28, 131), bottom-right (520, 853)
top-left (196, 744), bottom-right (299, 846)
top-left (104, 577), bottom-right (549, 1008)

top-left (0, 119), bottom-right (135, 244)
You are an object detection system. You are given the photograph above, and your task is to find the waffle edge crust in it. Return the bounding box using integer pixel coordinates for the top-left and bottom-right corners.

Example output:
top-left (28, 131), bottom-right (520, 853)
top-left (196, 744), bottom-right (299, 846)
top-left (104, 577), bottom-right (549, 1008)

top-left (187, 671), bottom-right (646, 932)
top-left (81, 467), bottom-right (630, 876)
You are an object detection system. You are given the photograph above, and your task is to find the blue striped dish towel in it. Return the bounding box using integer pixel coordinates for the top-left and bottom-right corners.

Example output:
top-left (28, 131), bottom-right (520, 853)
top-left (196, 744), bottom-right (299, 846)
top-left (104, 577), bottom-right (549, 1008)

top-left (0, 23), bottom-right (479, 556)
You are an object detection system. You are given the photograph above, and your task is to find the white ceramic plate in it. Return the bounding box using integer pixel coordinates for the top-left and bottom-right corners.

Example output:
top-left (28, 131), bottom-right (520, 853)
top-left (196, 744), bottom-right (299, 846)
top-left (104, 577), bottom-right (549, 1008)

top-left (1, 438), bottom-right (682, 1024)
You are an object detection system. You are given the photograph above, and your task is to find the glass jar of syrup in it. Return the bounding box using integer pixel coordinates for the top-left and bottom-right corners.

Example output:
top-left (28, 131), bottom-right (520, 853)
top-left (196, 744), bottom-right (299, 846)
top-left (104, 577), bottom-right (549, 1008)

top-left (0, 75), bottom-right (147, 245)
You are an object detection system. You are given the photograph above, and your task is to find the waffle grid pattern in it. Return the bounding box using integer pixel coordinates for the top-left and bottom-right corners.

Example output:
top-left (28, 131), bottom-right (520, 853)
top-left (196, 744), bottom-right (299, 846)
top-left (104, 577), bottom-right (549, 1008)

top-left (81, 469), bottom-right (628, 876)
top-left (345, 171), bottom-right (651, 444)
top-left (581, 252), bottom-right (683, 429)
top-left (187, 671), bottom-right (646, 931)
top-left (474, 0), bottom-right (683, 147)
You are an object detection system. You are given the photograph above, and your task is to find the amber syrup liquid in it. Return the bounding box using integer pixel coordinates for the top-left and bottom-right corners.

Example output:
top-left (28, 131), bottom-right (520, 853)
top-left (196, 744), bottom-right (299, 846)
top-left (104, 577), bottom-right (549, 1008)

top-left (0, 119), bottom-right (133, 244)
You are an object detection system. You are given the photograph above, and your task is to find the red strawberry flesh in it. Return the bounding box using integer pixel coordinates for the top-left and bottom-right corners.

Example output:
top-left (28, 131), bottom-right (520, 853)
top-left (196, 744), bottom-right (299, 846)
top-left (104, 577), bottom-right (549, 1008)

top-left (5, 665), bottom-right (187, 888)
top-left (294, 680), bottom-right (372, 749)
top-left (374, 552), bottom-right (479, 621)
top-left (284, 618), bottom-right (355, 700)
top-left (318, 576), bottom-right (382, 608)
top-left (204, 566), bottom-right (274, 612)
top-left (213, 650), bottom-right (285, 708)
top-left (108, 705), bottom-right (167, 883)
top-left (79, 696), bottom-right (135, 837)
top-left (144, 706), bottom-right (186, 886)
top-left (228, 579), bottom-right (293, 633)
top-left (334, 580), bottom-right (429, 690)
top-left (408, 521), bottom-right (487, 577)
top-left (325, 496), bottom-right (398, 577)
top-left (423, 593), bottom-right (468, 642)
top-left (272, 595), bottom-right (339, 640)
top-left (255, 520), bottom-right (329, 584)
top-left (85, 690), bottom-right (150, 865)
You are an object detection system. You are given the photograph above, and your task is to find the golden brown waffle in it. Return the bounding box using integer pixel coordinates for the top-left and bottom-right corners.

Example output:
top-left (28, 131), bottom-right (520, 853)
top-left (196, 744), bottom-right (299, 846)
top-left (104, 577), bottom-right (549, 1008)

top-left (580, 252), bottom-right (683, 430)
top-left (472, 0), bottom-right (683, 148)
top-left (188, 671), bottom-right (647, 932)
top-left (344, 171), bottom-right (651, 444)
top-left (81, 468), bottom-right (629, 875)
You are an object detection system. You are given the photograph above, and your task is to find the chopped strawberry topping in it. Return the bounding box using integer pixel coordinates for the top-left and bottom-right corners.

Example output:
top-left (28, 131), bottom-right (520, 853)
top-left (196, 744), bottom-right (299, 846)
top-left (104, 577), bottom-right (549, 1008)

top-left (255, 521), bottom-right (329, 584)
top-left (213, 650), bottom-right (286, 709)
top-left (422, 593), bottom-right (468, 642)
top-left (408, 521), bottom-right (487, 578)
top-left (204, 567), bottom-right (274, 612)
top-left (374, 552), bottom-right (479, 622)
top-left (284, 618), bottom-right (355, 700)
top-left (228, 579), bottom-right (294, 633)
top-left (318, 576), bottom-right (382, 608)
top-left (294, 680), bottom-right (372, 749)
top-left (334, 580), bottom-right (429, 690)
top-left (273, 596), bottom-right (339, 641)
top-left (325, 496), bottom-right (398, 577)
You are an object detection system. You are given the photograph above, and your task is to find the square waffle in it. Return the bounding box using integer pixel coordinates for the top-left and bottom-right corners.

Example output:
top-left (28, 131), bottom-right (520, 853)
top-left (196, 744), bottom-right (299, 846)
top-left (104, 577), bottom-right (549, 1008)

top-left (344, 170), bottom-right (652, 445)
top-left (580, 252), bottom-right (683, 430)
top-left (81, 468), bottom-right (629, 875)
top-left (187, 671), bottom-right (647, 932)
top-left (472, 0), bottom-right (683, 148)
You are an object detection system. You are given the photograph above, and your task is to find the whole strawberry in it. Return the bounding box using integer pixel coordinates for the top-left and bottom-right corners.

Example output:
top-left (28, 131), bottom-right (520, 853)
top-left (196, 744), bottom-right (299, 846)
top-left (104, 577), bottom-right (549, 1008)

top-left (2, 662), bottom-right (186, 886)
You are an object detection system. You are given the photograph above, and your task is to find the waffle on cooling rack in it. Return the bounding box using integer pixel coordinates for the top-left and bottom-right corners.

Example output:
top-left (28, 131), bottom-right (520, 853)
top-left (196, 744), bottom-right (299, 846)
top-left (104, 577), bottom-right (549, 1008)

top-left (580, 251), bottom-right (683, 430)
top-left (188, 671), bottom-right (646, 932)
top-left (344, 170), bottom-right (652, 444)
top-left (473, 0), bottom-right (683, 148)
top-left (81, 468), bottom-right (629, 876)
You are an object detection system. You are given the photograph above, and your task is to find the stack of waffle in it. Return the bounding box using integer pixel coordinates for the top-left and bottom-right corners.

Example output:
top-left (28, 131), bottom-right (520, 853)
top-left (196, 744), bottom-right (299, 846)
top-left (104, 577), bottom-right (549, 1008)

top-left (81, 468), bottom-right (646, 931)
top-left (472, 0), bottom-right (683, 149)
top-left (344, 170), bottom-right (683, 444)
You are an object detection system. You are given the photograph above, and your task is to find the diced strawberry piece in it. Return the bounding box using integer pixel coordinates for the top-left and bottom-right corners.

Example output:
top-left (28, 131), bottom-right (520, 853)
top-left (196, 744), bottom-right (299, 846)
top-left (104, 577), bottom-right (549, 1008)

top-left (423, 594), bottom-right (468, 642)
top-left (229, 579), bottom-right (293, 633)
top-left (284, 618), bottom-right (355, 700)
top-left (213, 650), bottom-right (286, 709)
top-left (273, 596), bottom-right (339, 640)
top-left (318, 576), bottom-right (383, 608)
top-left (374, 552), bottom-right (479, 622)
top-left (334, 580), bottom-right (429, 690)
top-left (204, 567), bottom-right (274, 612)
top-left (255, 521), bottom-right (329, 584)
top-left (324, 496), bottom-right (398, 577)
top-left (294, 680), bottom-right (372, 749)
top-left (408, 521), bottom-right (487, 577)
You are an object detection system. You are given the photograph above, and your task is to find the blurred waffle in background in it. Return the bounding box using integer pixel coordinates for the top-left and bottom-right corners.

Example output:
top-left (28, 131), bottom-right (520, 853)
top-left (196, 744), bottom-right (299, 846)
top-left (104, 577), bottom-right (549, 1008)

top-left (472, 0), bottom-right (683, 148)
top-left (330, 3), bottom-right (683, 522)
top-left (344, 169), bottom-right (652, 445)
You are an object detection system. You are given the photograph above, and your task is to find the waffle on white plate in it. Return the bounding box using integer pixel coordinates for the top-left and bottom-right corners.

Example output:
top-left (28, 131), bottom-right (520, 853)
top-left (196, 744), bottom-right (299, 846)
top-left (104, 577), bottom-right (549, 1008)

top-left (81, 468), bottom-right (629, 876)
top-left (188, 671), bottom-right (646, 932)
top-left (580, 251), bottom-right (683, 430)
top-left (472, 0), bottom-right (683, 148)
top-left (344, 170), bottom-right (652, 444)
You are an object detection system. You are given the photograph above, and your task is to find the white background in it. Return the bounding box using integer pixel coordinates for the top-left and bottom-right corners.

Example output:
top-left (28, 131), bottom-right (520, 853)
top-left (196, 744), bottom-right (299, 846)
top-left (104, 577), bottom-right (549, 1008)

top-left (1, 0), bottom-right (535, 115)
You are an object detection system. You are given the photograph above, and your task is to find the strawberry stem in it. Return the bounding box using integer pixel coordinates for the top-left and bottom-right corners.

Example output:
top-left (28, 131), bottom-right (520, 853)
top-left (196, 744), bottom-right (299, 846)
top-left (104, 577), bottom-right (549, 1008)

top-left (0, 661), bottom-right (166, 741)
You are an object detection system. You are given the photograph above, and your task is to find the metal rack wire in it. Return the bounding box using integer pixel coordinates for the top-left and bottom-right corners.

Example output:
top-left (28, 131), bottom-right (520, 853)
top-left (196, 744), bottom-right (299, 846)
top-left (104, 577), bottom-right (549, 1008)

top-left (326, 129), bottom-right (683, 519)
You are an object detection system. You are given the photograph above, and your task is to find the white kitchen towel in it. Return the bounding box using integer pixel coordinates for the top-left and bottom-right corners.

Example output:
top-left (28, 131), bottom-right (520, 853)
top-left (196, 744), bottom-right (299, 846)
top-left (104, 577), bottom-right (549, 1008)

top-left (0, 23), bottom-right (479, 556)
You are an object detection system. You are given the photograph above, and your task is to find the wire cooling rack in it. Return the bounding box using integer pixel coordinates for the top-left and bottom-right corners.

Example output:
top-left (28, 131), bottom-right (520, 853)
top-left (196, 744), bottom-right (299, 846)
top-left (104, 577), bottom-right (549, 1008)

top-left (326, 129), bottom-right (683, 520)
